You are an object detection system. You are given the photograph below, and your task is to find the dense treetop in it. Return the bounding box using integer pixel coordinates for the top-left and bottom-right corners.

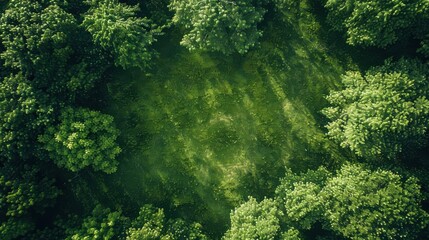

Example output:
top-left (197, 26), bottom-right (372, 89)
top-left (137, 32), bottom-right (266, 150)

top-left (0, 0), bottom-right (76, 72)
top-left (170, 0), bottom-right (266, 54)
top-left (225, 164), bottom-right (429, 239)
top-left (323, 58), bottom-right (429, 159)
top-left (0, 0), bottom-right (107, 103)
top-left (325, 0), bottom-right (429, 47)
top-left (39, 107), bottom-right (121, 173)
top-left (223, 197), bottom-right (280, 240)
top-left (0, 73), bottom-right (52, 159)
top-left (321, 164), bottom-right (429, 239)
top-left (83, 0), bottom-right (157, 70)
top-left (0, 162), bottom-right (59, 240)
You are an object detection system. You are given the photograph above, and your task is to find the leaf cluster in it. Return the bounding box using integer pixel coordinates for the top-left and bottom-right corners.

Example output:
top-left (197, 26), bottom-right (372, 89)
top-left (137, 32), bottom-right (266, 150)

top-left (224, 197), bottom-right (281, 240)
top-left (66, 204), bottom-right (208, 240)
top-left (325, 0), bottom-right (429, 47)
top-left (83, 0), bottom-right (157, 70)
top-left (39, 107), bottom-right (121, 173)
top-left (170, 0), bottom-right (265, 54)
top-left (322, 58), bottom-right (429, 159)
top-left (0, 162), bottom-right (60, 240)
top-left (225, 164), bottom-right (429, 239)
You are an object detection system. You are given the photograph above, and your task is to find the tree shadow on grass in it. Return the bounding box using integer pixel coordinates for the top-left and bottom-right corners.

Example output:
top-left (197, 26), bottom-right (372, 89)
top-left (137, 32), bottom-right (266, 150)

top-left (103, 1), bottom-right (355, 237)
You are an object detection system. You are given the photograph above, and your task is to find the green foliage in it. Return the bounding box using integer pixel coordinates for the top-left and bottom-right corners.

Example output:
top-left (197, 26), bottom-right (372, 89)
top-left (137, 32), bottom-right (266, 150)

top-left (281, 228), bottom-right (302, 240)
top-left (0, 0), bottom-right (101, 102)
top-left (126, 205), bottom-right (165, 240)
top-left (169, 0), bottom-right (265, 54)
top-left (274, 164), bottom-right (429, 239)
top-left (321, 164), bottom-right (429, 239)
top-left (223, 197), bottom-right (280, 240)
top-left (0, 0), bottom-right (76, 72)
top-left (0, 162), bottom-right (60, 240)
top-left (325, 0), bottom-right (429, 47)
top-left (275, 168), bottom-right (331, 229)
top-left (83, 0), bottom-right (157, 70)
top-left (40, 107), bottom-right (121, 173)
top-left (165, 219), bottom-right (208, 240)
top-left (418, 35), bottom-right (429, 57)
top-left (322, 58), bottom-right (429, 159)
top-left (127, 205), bottom-right (208, 240)
top-left (0, 73), bottom-right (52, 159)
top-left (66, 205), bottom-right (127, 240)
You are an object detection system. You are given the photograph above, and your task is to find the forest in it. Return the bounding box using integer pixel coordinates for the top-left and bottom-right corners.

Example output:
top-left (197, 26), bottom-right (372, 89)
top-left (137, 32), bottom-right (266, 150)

top-left (0, 0), bottom-right (428, 239)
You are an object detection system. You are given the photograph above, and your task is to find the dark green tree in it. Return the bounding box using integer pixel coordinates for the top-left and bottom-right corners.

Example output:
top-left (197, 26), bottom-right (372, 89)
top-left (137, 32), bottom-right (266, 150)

top-left (65, 205), bottom-right (127, 240)
top-left (322, 59), bottom-right (429, 159)
top-left (0, 73), bottom-right (52, 159)
top-left (0, 0), bottom-right (102, 103)
top-left (0, 0), bottom-right (76, 74)
top-left (0, 162), bottom-right (60, 240)
top-left (169, 0), bottom-right (266, 54)
top-left (419, 35), bottom-right (429, 57)
top-left (82, 0), bottom-right (157, 70)
top-left (127, 205), bottom-right (208, 240)
top-left (321, 164), bottom-right (429, 239)
top-left (165, 219), bottom-right (208, 240)
top-left (39, 107), bottom-right (121, 173)
top-left (223, 197), bottom-right (281, 240)
top-left (325, 0), bottom-right (429, 47)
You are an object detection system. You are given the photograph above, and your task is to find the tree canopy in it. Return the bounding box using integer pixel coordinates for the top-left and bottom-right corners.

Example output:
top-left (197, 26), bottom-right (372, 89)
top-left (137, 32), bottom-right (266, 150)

top-left (325, 0), bottom-right (429, 47)
top-left (39, 107), bottom-right (121, 173)
top-left (223, 197), bottom-right (281, 240)
top-left (0, 73), bottom-right (52, 159)
top-left (226, 164), bottom-right (429, 240)
top-left (65, 205), bottom-right (127, 240)
top-left (170, 0), bottom-right (266, 54)
top-left (275, 167), bottom-right (331, 230)
top-left (322, 58), bottom-right (429, 159)
top-left (321, 164), bottom-right (429, 239)
top-left (83, 0), bottom-right (157, 70)
top-left (0, 0), bottom-right (76, 73)
top-left (127, 205), bottom-right (208, 240)
top-left (0, 162), bottom-right (59, 240)
top-left (0, 0), bottom-right (104, 103)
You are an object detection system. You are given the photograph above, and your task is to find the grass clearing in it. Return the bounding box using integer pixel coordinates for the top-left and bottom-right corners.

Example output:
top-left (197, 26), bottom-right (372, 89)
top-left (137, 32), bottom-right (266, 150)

top-left (102, 1), bottom-right (354, 236)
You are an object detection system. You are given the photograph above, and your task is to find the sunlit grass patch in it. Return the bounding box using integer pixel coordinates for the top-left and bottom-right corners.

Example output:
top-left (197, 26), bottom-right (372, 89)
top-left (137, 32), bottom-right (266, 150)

top-left (104, 1), bottom-right (352, 236)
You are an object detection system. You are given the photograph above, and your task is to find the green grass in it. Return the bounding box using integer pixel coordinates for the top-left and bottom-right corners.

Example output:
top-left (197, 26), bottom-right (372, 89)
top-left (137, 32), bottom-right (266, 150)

top-left (101, 1), bottom-right (354, 237)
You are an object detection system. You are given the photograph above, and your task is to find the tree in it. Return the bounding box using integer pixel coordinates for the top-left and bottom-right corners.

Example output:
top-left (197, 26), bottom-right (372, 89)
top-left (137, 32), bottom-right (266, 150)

top-left (82, 0), bottom-right (157, 70)
top-left (127, 205), bottom-right (208, 240)
top-left (322, 58), bottom-right (429, 159)
top-left (169, 0), bottom-right (266, 54)
top-left (321, 164), bottom-right (429, 239)
top-left (223, 197), bottom-right (281, 240)
top-left (273, 164), bottom-right (429, 239)
top-left (0, 73), bottom-right (53, 159)
top-left (275, 168), bottom-right (331, 230)
top-left (324, 0), bottom-right (429, 47)
top-left (39, 107), bottom-right (121, 173)
top-left (66, 205), bottom-right (127, 240)
top-left (165, 219), bottom-right (208, 240)
top-left (126, 205), bottom-right (165, 240)
top-left (0, 0), bottom-right (101, 103)
top-left (0, 0), bottom-right (76, 74)
top-left (0, 162), bottom-right (60, 240)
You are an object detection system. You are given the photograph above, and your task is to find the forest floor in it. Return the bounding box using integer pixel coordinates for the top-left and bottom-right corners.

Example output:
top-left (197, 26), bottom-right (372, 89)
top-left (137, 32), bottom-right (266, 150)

top-left (79, 1), bottom-right (368, 237)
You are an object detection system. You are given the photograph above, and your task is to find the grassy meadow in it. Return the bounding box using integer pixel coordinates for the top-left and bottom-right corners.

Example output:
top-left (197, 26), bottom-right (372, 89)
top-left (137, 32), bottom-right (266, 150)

top-left (91, 1), bottom-right (356, 236)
